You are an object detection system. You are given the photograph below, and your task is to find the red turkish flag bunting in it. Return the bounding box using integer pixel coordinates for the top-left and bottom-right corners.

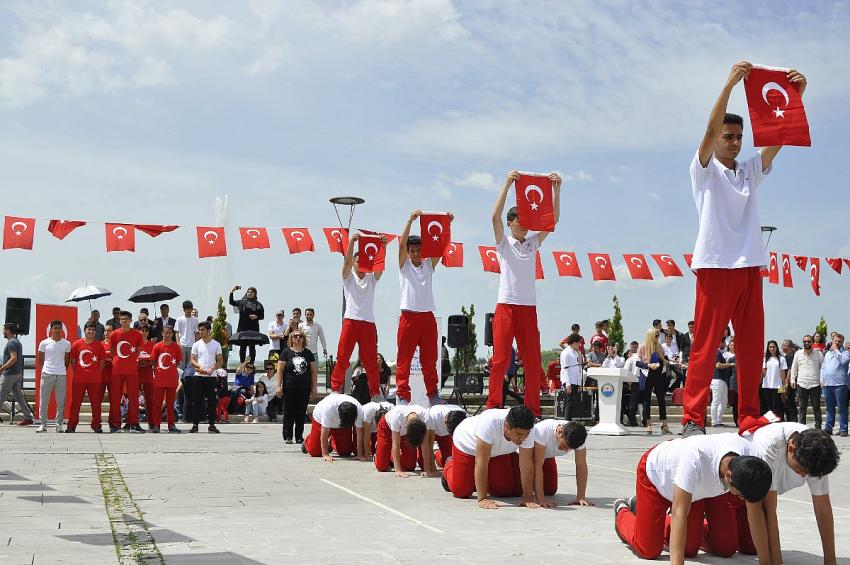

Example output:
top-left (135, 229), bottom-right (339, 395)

top-left (420, 213), bottom-right (451, 258)
top-left (357, 235), bottom-right (385, 273)
top-left (845, 259), bottom-right (850, 271)
top-left (515, 173), bottom-right (555, 231)
top-left (552, 251), bottom-right (581, 277)
top-left (794, 256), bottom-right (808, 271)
top-left (196, 226), bottom-right (227, 258)
top-left (105, 223), bottom-right (135, 252)
top-left (239, 227), bottom-right (270, 250)
top-left (744, 66), bottom-right (811, 147)
top-left (359, 230), bottom-right (395, 271)
top-left (136, 225), bottom-right (179, 237)
top-left (47, 220), bottom-right (86, 240)
top-left (768, 252), bottom-right (780, 284)
top-left (809, 257), bottom-right (821, 296)
top-left (781, 254), bottom-right (793, 288)
top-left (684, 254), bottom-right (694, 269)
top-left (3, 216), bottom-right (36, 250)
top-left (825, 257), bottom-right (843, 274)
top-left (651, 254), bottom-right (683, 277)
top-left (442, 242), bottom-right (463, 268)
top-left (624, 254), bottom-right (653, 280)
top-left (535, 251), bottom-right (544, 280)
top-left (478, 246), bottom-right (500, 273)
top-left (588, 253), bottom-right (615, 281)
top-left (281, 228), bottom-right (315, 254)
top-left (322, 228), bottom-right (349, 255)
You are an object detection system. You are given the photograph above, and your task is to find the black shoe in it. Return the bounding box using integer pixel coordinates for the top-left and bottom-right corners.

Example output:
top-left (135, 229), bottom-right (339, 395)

top-left (208, 426), bottom-right (220, 434)
top-left (189, 426), bottom-right (199, 433)
top-left (65, 427), bottom-right (75, 433)
top-left (295, 438), bottom-right (303, 444)
top-left (149, 427), bottom-right (160, 434)
top-left (168, 426), bottom-right (181, 433)
top-left (627, 420), bottom-right (639, 427)
top-left (93, 426), bottom-right (103, 433)
top-left (301, 443), bottom-right (308, 454)
top-left (681, 421), bottom-right (706, 438)
top-left (122, 423), bottom-right (131, 430)
top-left (109, 426), bottom-right (121, 433)
top-left (441, 472), bottom-right (450, 492)
top-left (613, 498), bottom-right (631, 543)
top-left (129, 425), bottom-right (145, 434)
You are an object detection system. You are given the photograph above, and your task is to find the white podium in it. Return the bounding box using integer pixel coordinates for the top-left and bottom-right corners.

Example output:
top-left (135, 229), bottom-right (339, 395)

top-left (587, 367), bottom-right (636, 436)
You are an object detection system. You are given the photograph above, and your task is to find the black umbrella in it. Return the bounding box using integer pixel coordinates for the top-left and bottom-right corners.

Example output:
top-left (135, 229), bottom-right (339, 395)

top-left (229, 330), bottom-right (270, 347)
top-left (128, 285), bottom-right (179, 304)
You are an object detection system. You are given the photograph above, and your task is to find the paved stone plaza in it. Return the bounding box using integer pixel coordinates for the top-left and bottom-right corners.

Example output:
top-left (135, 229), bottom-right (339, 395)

top-left (1, 422), bottom-right (848, 564)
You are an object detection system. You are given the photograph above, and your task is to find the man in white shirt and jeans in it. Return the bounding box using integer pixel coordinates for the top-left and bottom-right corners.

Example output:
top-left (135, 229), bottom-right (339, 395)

top-left (36, 321), bottom-right (72, 432)
top-left (682, 61), bottom-right (807, 438)
top-left (299, 308), bottom-right (327, 359)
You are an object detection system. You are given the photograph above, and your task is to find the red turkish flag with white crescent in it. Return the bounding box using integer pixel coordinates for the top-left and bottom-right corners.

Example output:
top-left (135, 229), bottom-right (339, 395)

top-left (47, 219), bottom-right (86, 240)
top-left (3, 216), bottom-right (36, 250)
top-left (782, 254), bottom-right (793, 288)
top-left (515, 173), bottom-right (555, 231)
top-left (239, 227), bottom-right (270, 250)
top-left (844, 258), bottom-right (850, 271)
top-left (651, 254), bottom-right (683, 277)
top-left (357, 235), bottom-right (384, 273)
top-left (478, 245), bottom-right (500, 273)
top-left (624, 254), bottom-right (653, 280)
top-left (744, 66), bottom-right (811, 147)
top-left (322, 227), bottom-right (349, 255)
top-left (196, 226), bottom-right (227, 258)
top-left (535, 251), bottom-right (544, 280)
top-left (420, 213), bottom-right (451, 258)
top-left (588, 253), bottom-right (615, 281)
top-left (136, 225), bottom-right (179, 237)
top-left (795, 256), bottom-right (808, 271)
top-left (825, 257), bottom-right (843, 274)
top-left (768, 252), bottom-right (780, 284)
top-left (684, 254), bottom-right (694, 269)
top-left (359, 230), bottom-right (395, 271)
top-left (809, 257), bottom-right (821, 296)
top-left (281, 228), bottom-right (315, 254)
top-left (442, 242), bottom-right (463, 268)
top-left (105, 223), bottom-right (135, 252)
top-left (552, 251), bottom-right (582, 277)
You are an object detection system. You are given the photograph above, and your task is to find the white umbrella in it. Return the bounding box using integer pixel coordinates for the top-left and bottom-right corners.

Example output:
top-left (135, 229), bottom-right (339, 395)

top-left (66, 285), bottom-right (112, 311)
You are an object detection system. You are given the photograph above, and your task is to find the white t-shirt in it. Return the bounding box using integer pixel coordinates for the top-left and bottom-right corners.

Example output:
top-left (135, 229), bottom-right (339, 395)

top-left (762, 356), bottom-right (788, 389)
top-left (532, 419), bottom-right (587, 459)
top-left (602, 355), bottom-right (625, 369)
top-left (690, 151), bottom-right (770, 270)
top-left (496, 233), bottom-right (540, 306)
top-left (426, 404), bottom-right (464, 437)
top-left (646, 433), bottom-right (759, 502)
top-left (267, 320), bottom-right (286, 350)
top-left (399, 258), bottom-right (436, 312)
top-left (38, 338), bottom-right (71, 375)
top-left (560, 347), bottom-right (582, 386)
top-left (748, 422), bottom-right (828, 496)
top-left (452, 408), bottom-right (534, 457)
top-left (191, 339), bottom-right (222, 373)
top-left (343, 272), bottom-right (377, 322)
top-left (299, 321), bottom-right (326, 355)
top-left (312, 393), bottom-right (364, 429)
top-left (386, 405), bottom-right (431, 435)
top-left (362, 401), bottom-right (393, 432)
top-left (175, 315), bottom-right (199, 348)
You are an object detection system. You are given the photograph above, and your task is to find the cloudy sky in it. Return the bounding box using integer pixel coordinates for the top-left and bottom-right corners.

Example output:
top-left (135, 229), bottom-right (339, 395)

top-left (2, 0), bottom-right (849, 359)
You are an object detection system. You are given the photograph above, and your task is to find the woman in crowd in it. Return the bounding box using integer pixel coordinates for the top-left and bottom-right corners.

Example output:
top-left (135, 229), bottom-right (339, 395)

top-left (228, 285), bottom-right (265, 363)
top-left (761, 340), bottom-right (787, 417)
top-left (231, 361), bottom-right (255, 414)
top-left (636, 328), bottom-right (670, 435)
top-left (725, 339), bottom-right (738, 426)
top-left (377, 353), bottom-right (392, 398)
top-left (276, 329), bottom-right (317, 444)
top-left (811, 332), bottom-right (826, 352)
top-left (245, 381), bottom-right (269, 423)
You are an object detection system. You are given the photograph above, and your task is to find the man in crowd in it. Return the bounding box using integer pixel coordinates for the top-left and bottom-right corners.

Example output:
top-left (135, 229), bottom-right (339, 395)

top-left (790, 334), bottom-right (825, 429)
top-left (68, 322), bottom-right (106, 433)
top-left (780, 339), bottom-right (799, 422)
top-left (682, 61), bottom-right (807, 438)
top-left (520, 420), bottom-right (590, 508)
top-left (303, 393), bottom-right (366, 461)
top-left (267, 309), bottom-right (287, 359)
top-left (397, 209), bottom-right (453, 406)
top-left (820, 333), bottom-right (849, 436)
top-left (590, 321), bottom-right (608, 350)
top-left (36, 320), bottom-right (71, 433)
top-left (374, 404), bottom-right (434, 476)
top-left (560, 323), bottom-right (585, 353)
top-left (87, 310), bottom-right (105, 341)
top-left (560, 334), bottom-right (584, 421)
top-left (587, 342), bottom-right (606, 368)
top-left (188, 321), bottom-right (223, 434)
top-left (486, 171), bottom-right (561, 417)
top-left (282, 308), bottom-right (302, 343)
top-left (681, 321), bottom-right (695, 367)
top-left (0, 323), bottom-right (33, 426)
top-left (153, 304), bottom-right (176, 344)
top-left (300, 308), bottom-right (327, 359)
top-left (175, 300), bottom-right (199, 421)
top-left (662, 332), bottom-right (685, 391)
top-left (109, 307), bottom-right (121, 330)
top-left (443, 405), bottom-right (535, 507)
top-left (109, 311), bottom-right (144, 433)
top-left (151, 325), bottom-right (182, 433)
top-left (666, 320), bottom-right (684, 351)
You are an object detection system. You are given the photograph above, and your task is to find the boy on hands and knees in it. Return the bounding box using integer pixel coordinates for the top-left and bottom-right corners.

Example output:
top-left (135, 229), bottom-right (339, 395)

top-left (426, 403), bottom-right (467, 468)
top-left (683, 62), bottom-right (807, 438)
top-left (189, 321), bottom-right (223, 434)
top-left (614, 434), bottom-right (773, 564)
top-left (442, 405), bottom-right (535, 509)
top-left (374, 404), bottom-right (435, 477)
top-left (486, 170), bottom-right (562, 416)
top-left (303, 393), bottom-right (366, 462)
top-left (520, 420), bottom-right (590, 509)
top-left (397, 210), bottom-right (453, 407)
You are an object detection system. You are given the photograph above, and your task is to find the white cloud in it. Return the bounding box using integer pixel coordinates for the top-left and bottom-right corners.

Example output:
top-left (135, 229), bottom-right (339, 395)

top-left (647, 192), bottom-right (661, 202)
top-left (565, 170), bottom-right (593, 182)
top-left (244, 44), bottom-right (291, 75)
top-left (331, 0), bottom-right (468, 45)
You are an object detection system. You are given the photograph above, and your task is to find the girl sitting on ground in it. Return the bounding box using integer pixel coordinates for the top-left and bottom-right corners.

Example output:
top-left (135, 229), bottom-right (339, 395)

top-left (245, 381), bottom-right (269, 423)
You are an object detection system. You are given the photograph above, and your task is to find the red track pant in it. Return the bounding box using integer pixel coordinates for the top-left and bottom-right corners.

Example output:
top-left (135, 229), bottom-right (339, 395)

top-left (434, 434), bottom-right (453, 467)
top-left (68, 382), bottom-right (102, 429)
top-left (140, 382), bottom-right (154, 423)
top-left (542, 457), bottom-right (558, 496)
top-left (395, 311), bottom-right (439, 402)
top-left (150, 387), bottom-right (176, 428)
top-left (304, 423), bottom-right (357, 457)
top-left (701, 492), bottom-right (756, 556)
top-left (109, 371), bottom-right (139, 427)
top-left (486, 303), bottom-right (544, 416)
top-left (374, 417), bottom-right (419, 472)
top-left (615, 449), bottom-right (741, 559)
top-left (683, 268), bottom-right (763, 430)
top-left (443, 445), bottom-right (522, 499)
top-left (331, 319), bottom-right (380, 396)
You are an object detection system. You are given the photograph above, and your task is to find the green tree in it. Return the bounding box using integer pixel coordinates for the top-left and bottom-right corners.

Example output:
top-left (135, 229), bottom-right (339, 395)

top-left (609, 295), bottom-right (625, 355)
top-left (815, 316), bottom-right (828, 341)
top-left (211, 296), bottom-right (228, 350)
top-left (451, 304), bottom-right (478, 373)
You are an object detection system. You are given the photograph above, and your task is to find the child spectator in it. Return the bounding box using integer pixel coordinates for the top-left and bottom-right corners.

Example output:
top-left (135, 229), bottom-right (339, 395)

top-left (245, 381), bottom-right (269, 423)
top-left (231, 361), bottom-right (256, 413)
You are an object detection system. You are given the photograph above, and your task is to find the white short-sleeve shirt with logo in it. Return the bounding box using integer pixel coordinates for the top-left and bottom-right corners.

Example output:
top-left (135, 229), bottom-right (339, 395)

top-left (747, 422), bottom-right (828, 496)
top-left (385, 405), bottom-right (431, 436)
top-left (426, 404), bottom-right (464, 437)
top-left (399, 258), bottom-right (436, 312)
top-left (362, 401), bottom-right (393, 433)
top-left (38, 338), bottom-right (71, 375)
top-left (313, 393), bottom-right (364, 429)
top-left (532, 419), bottom-right (587, 459)
top-left (452, 408), bottom-right (534, 457)
top-left (343, 272), bottom-right (377, 322)
top-left (496, 233), bottom-right (540, 306)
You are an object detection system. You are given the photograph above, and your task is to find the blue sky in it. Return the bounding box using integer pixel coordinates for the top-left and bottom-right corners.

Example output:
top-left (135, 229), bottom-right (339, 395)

top-left (1, 0), bottom-right (849, 357)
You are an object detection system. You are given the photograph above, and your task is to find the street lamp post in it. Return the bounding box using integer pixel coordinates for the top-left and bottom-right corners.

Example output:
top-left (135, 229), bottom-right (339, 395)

top-left (330, 196), bottom-right (366, 321)
top-left (761, 225), bottom-right (777, 250)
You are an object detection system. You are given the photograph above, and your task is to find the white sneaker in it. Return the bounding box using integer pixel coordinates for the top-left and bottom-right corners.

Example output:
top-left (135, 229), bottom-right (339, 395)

top-left (55, 424), bottom-right (64, 433)
top-left (243, 415), bottom-right (251, 423)
top-left (36, 424), bottom-right (47, 433)
top-left (252, 417), bottom-right (259, 423)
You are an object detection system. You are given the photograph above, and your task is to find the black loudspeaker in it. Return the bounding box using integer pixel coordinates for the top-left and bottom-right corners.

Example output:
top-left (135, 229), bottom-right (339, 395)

top-left (456, 372), bottom-right (484, 395)
top-left (5, 297), bottom-right (31, 335)
top-left (484, 312), bottom-right (494, 346)
top-left (446, 314), bottom-right (469, 349)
